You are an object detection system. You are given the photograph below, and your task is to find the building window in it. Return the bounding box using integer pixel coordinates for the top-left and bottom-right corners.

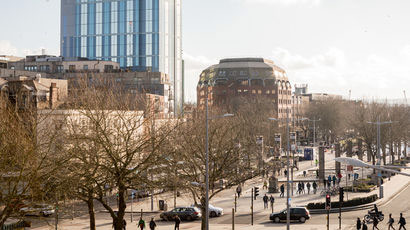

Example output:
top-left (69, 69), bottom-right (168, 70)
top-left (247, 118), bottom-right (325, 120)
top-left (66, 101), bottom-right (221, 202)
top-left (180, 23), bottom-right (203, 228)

top-left (252, 90), bottom-right (256, 94)
top-left (266, 90), bottom-right (270, 94)
top-left (240, 70), bottom-right (247, 76)
top-left (229, 71), bottom-right (237, 76)
top-left (258, 90), bottom-right (262, 94)
top-left (69, 65), bottom-right (76, 71)
top-left (39, 65), bottom-right (50, 72)
top-left (218, 70), bottom-right (226, 76)
top-left (83, 65), bottom-right (89, 70)
top-left (57, 65), bottom-right (64, 73)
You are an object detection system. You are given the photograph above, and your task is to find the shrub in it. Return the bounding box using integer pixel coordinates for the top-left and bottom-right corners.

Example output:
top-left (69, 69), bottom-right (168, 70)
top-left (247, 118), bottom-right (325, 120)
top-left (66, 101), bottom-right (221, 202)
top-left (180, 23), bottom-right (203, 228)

top-left (306, 194), bottom-right (378, 209)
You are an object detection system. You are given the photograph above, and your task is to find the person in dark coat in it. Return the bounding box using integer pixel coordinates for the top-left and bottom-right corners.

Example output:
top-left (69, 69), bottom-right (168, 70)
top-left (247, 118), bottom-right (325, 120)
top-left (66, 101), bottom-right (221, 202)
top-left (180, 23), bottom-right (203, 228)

top-left (388, 214), bottom-right (396, 230)
top-left (399, 213), bottom-right (406, 230)
top-left (313, 181), bottom-right (318, 194)
top-left (280, 184), bottom-right (285, 197)
top-left (357, 217), bottom-right (362, 230)
top-left (269, 195), bottom-right (275, 210)
top-left (174, 215), bottom-right (181, 230)
top-left (373, 215), bottom-right (380, 230)
top-left (149, 218), bottom-right (157, 230)
top-left (236, 185), bottom-right (242, 198)
top-left (362, 219), bottom-right (368, 230)
top-left (263, 194), bottom-right (269, 209)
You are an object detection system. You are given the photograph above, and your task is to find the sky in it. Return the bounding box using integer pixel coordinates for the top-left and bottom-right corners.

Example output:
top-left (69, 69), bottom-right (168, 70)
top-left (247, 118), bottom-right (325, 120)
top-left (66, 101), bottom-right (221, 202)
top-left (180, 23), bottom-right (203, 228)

top-left (1, 0), bottom-right (410, 103)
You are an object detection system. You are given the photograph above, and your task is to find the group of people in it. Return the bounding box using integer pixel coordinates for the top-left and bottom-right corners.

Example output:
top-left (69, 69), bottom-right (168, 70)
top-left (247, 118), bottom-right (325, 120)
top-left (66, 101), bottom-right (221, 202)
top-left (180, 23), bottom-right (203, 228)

top-left (296, 181), bottom-right (318, 194)
top-left (324, 173), bottom-right (342, 188)
top-left (356, 213), bottom-right (406, 230)
top-left (116, 215), bottom-right (181, 230)
top-left (262, 194), bottom-right (275, 210)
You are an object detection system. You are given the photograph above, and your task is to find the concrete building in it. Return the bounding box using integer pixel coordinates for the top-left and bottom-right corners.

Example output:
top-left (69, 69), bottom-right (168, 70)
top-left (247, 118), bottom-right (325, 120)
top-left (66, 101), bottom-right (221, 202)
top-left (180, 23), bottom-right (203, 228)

top-left (0, 55), bottom-right (24, 69)
top-left (197, 58), bottom-right (292, 119)
top-left (0, 75), bottom-right (68, 110)
top-left (60, 0), bottom-right (183, 114)
top-left (8, 55), bottom-right (120, 74)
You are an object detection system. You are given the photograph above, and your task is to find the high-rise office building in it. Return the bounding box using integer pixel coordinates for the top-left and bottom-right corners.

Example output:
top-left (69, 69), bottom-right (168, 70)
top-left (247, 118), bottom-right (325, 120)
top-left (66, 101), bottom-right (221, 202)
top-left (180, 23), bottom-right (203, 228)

top-left (60, 0), bottom-right (183, 114)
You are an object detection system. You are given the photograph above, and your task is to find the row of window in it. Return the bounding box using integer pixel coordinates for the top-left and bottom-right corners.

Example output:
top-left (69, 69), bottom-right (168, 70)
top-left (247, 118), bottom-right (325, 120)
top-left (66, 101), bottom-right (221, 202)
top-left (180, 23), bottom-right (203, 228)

top-left (279, 99), bottom-right (292, 104)
top-left (215, 69), bottom-right (286, 78)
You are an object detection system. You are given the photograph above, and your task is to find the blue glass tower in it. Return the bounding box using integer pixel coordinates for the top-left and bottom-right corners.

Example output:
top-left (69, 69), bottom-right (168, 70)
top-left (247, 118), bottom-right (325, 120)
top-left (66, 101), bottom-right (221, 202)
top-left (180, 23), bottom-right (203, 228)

top-left (61, 0), bottom-right (183, 114)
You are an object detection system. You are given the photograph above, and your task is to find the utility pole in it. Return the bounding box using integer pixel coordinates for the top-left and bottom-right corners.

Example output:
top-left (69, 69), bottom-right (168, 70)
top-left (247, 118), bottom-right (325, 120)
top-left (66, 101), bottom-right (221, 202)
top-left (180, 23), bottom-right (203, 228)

top-left (368, 116), bottom-right (393, 199)
top-left (286, 110), bottom-right (290, 230)
top-left (251, 188), bottom-right (254, 225)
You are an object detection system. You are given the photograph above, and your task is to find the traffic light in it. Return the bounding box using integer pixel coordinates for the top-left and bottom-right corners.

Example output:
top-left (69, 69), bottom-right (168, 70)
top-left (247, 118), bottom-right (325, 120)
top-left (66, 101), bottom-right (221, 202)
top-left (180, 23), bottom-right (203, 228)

top-left (325, 194), bottom-right (331, 210)
top-left (254, 187), bottom-right (259, 199)
top-left (339, 187), bottom-right (344, 202)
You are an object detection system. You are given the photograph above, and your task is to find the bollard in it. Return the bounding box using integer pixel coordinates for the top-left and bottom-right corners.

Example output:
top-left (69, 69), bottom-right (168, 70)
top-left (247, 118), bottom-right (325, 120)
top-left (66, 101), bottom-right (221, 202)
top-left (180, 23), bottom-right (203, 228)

top-left (232, 208), bottom-right (235, 230)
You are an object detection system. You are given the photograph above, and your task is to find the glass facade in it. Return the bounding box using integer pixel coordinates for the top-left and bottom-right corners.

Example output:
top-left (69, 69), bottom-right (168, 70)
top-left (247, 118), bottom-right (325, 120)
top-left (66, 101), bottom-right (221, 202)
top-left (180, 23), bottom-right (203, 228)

top-left (61, 0), bottom-right (183, 114)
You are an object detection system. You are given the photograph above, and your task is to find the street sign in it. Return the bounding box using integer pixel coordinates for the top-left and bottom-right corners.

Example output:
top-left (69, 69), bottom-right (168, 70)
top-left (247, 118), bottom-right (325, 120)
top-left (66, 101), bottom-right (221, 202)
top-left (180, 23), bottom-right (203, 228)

top-left (290, 132), bottom-right (296, 140)
top-left (347, 165), bottom-right (354, 172)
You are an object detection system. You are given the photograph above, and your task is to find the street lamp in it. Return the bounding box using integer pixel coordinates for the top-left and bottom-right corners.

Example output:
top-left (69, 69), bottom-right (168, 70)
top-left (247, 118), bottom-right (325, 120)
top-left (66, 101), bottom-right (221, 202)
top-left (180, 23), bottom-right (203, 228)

top-left (268, 116), bottom-right (290, 230)
top-left (204, 81), bottom-right (234, 230)
top-left (367, 116), bottom-right (394, 198)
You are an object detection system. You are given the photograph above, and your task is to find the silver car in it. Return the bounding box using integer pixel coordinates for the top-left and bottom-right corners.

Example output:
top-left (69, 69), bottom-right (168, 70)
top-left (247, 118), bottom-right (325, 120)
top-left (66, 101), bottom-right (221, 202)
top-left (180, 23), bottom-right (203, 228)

top-left (21, 204), bottom-right (55, 217)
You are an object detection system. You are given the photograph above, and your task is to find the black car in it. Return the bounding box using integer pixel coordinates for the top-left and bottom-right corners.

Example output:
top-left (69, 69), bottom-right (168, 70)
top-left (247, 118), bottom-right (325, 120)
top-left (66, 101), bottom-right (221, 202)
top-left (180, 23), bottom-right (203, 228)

top-left (269, 207), bottom-right (310, 223)
top-left (160, 207), bottom-right (202, 221)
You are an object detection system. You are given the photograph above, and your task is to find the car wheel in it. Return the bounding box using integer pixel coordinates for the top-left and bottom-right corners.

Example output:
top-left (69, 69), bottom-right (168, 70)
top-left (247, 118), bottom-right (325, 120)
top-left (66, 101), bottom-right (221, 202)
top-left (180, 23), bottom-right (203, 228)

top-left (210, 211), bottom-right (217, 218)
top-left (299, 217), bottom-right (306, 223)
top-left (186, 215), bottom-right (193, 221)
top-left (274, 217), bottom-right (280, 223)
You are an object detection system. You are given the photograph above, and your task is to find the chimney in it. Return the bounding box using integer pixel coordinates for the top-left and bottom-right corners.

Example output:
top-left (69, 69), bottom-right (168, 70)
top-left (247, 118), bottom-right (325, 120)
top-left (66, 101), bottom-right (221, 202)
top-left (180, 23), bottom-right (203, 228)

top-left (49, 83), bottom-right (58, 109)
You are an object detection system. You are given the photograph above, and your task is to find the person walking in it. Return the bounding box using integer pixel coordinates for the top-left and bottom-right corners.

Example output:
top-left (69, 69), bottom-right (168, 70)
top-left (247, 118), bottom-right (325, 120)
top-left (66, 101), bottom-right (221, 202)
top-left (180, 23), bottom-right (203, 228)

top-left (174, 215), bottom-right (181, 230)
top-left (399, 213), bottom-right (406, 230)
top-left (123, 219), bottom-right (127, 230)
top-left (301, 182), bottom-right (305, 194)
top-left (297, 182), bottom-right (301, 195)
top-left (149, 218), bottom-right (156, 230)
top-left (263, 180), bottom-right (268, 190)
top-left (263, 194), bottom-right (269, 209)
top-left (373, 215), bottom-right (380, 230)
top-left (313, 181), bottom-right (317, 194)
top-left (332, 175), bottom-right (337, 187)
top-left (280, 184), bottom-right (285, 197)
top-left (138, 217), bottom-right (145, 230)
top-left (388, 214), bottom-right (396, 230)
top-left (362, 219), bottom-right (368, 230)
top-left (236, 185), bottom-right (242, 198)
top-left (323, 178), bottom-right (327, 189)
top-left (357, 217), bottom-right (362, 230)
top-left (306, 182), bottom-right (311, 194)
top-left (303, 171), bottom-right (307, 177)
top-left (284, 169), bottom-right (288, 177)
top-left (269, 195), bottom-right (275, 211)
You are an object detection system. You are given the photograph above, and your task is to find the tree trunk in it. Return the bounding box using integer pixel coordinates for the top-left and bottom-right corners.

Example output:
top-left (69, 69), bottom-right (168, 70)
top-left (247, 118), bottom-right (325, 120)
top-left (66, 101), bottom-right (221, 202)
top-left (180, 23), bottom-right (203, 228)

top-left (382, 144), bottom-right (386, 165)
top-left (200, 197), bottom-right (206, 230)
top-left (113, 184), bottom-right (126, 230)
top-left (86, 197), bottom-right (96, 230)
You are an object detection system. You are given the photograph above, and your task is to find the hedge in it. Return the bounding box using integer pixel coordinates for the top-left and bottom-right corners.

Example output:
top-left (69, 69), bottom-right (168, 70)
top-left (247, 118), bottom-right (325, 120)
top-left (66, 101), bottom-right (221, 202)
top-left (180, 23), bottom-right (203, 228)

top-left (306, 194), bottom-right (378, 209)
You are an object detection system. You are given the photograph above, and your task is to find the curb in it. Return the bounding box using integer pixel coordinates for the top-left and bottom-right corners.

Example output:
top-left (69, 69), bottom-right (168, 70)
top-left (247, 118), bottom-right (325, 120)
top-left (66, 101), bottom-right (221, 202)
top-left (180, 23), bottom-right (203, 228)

top-left (99, 210), bottom-right (162, 214)
top-left (309, 203), bottom-right (374, 214)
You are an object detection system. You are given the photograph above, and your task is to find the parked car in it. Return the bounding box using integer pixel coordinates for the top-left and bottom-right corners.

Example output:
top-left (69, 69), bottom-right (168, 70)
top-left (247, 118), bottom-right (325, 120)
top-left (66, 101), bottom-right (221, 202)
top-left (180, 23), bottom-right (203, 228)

top-left (160, 207), bottom-right (201, 221)
top-left (269, 207), bottom-right (310, 223)
top-left (20, 204), bottom-right (55, 217)
top-left (191, 204), bottom-right (223, 217)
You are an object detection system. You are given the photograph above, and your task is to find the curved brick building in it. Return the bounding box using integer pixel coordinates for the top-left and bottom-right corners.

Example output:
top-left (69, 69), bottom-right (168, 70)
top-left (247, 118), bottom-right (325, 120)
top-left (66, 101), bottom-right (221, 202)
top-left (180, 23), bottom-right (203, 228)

top-left (197, 58), bottom-right (292, 119)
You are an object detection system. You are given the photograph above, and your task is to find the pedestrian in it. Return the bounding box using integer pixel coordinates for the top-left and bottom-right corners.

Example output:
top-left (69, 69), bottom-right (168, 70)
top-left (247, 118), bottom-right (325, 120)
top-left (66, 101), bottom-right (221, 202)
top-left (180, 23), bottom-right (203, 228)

top-left (280, 184), bottom-right (285, 197)
top-left (138, 217), bottom-right (145, 230)
top-left (373, 215), bottom-right (380, 230)
top-left (399, 213), bottom-right (406, 230)
top-left (388, 214), bottom-right (396, 230)
top-left (297, 182), bottom-right (301, 194)
top-left (306, 182), bottom-right (311, 194)
top-left (174, 215), bottom-right (181, 230)
top-left (269, 195), bottom-right (275, 210)
top-left (236, 185), bottom-right (242, 198)
top-left (303, 170), bottom-right (307, 177)
top-left (328, 175), bottom-right (332, 185)
top-left (313, 181), bottom-right (317, 194)
top-left (301, 182), bottom-right (305, 194)
top-left (348, 173), bottom-right (351, 180)
top-left (332, 175), bottom-right (337, 187)
top-left (263, 194), bottom-right (269, 209)
top-left (284, 169), bottom-right (288, 177)
top-left (123, 219), bottom-right (127, 230)
top-left (323, 179), bottom-right (327, 189)
top-left (315, 159), bottom-right (318, 167)
top-left (149, 218), bottom-right (156, 230)
top-left (357, 217), bottom-right (362, 230)
top-left (362, 219), bottom-right (368, 230)
top-left (263, 180), bottom-right (268, 190)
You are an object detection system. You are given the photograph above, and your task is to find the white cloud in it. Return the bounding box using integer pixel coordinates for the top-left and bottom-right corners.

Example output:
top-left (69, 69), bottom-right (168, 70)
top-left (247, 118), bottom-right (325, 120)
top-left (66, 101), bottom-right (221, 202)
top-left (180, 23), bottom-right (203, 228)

top-left (0, 40), bottom-right (55, 57)
top-left (269, 47), bottom-right (410, 100)
top-left (235, 0), bottom-right (321, 7)
top-left (183, 53), bottom-right (219, 103)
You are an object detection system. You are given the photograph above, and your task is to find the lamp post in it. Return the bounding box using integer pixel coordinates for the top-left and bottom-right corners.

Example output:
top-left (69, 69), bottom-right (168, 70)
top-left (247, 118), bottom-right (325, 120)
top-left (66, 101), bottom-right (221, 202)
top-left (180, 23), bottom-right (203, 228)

top-left (367, 116), bottom-right (393, 198)
top-left (268, 115), bottom-right (290, 230)
top-left (204, 80), bottom-right (234, 230)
